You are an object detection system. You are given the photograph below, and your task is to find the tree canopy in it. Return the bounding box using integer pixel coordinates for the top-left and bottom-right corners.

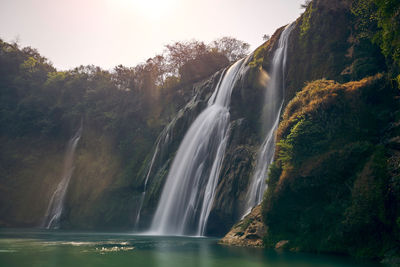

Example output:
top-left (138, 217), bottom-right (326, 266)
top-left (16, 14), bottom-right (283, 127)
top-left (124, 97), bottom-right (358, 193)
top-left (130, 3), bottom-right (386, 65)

top-left (0, 35), bottom-right (250, 141)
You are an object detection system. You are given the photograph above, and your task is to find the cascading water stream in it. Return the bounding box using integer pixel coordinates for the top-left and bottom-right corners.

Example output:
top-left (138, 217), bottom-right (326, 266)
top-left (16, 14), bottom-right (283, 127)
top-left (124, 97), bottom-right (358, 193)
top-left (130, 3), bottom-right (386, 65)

top-left (242, 23), bottom-right (294, 218)
top-left (134, 144), bottom-right (158, 227)
top-left (134, 121), bottom-right (174, 228)
top-left (42, 123), bottom-right (82, 229)
top-left (149, 58), bottom-right (248, 236)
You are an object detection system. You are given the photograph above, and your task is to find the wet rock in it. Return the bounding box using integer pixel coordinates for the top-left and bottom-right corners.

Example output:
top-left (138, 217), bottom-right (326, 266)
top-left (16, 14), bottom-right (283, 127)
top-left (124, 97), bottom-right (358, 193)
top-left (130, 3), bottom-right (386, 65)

top-left (219, 205), bottom-right (266, 247)
top-left (275, 240), bottom-right (289, 250)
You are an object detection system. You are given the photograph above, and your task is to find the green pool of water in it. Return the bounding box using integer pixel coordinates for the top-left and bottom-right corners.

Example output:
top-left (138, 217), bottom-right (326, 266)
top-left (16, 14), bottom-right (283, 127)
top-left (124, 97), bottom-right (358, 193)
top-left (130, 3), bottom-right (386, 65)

top-left (0, 229), bottom-right (381, 266)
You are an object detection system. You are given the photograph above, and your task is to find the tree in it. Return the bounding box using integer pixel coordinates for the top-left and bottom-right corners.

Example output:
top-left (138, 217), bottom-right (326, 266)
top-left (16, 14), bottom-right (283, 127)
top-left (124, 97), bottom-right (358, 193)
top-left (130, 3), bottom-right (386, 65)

top-left (164, 40), bottom-right (208, 76)
top-left (262, 34), bottom-right (271, 41)
top-left (112, 65), bottom-right (136, 91)
top-left (300, 0), bottom-right (312, 9)
top-left (147, 54), bottom-right (166, 86)
top-left (209, 37), bottom-right (250, 62)
top-left (179, 51), bottom-right (229, 83)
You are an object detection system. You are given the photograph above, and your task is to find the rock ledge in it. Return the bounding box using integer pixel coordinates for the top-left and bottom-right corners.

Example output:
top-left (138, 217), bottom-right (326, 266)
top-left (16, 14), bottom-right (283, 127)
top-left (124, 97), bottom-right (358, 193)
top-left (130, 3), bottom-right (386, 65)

top-left (219, 205), bottom-right (266, 247)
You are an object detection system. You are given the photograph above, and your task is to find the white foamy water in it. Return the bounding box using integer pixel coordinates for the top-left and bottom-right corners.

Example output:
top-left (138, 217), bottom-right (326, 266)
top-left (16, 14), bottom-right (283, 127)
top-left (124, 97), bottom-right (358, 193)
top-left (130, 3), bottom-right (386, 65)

top-left (242, 23), bottom-right (295, 217)
top-left (42, 123), bottom-right (82, 229)
top-left (150, 58), bottom-right (248, 236)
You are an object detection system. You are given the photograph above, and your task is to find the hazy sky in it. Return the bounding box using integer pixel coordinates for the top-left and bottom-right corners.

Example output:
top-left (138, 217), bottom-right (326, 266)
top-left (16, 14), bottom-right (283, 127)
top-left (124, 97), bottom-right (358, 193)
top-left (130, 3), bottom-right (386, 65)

top-left (0, 0), bottom-right (305, 70)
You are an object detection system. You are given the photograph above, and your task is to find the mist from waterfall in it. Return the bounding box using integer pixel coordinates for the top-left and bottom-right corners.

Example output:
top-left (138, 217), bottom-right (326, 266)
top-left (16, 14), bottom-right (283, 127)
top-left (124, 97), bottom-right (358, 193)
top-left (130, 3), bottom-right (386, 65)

top-left (242, 23), bottom-right (294, 218)
top-left (149, 58), bottom-right (248, 236)
top-left (42, 124), bottom-right (82, 229)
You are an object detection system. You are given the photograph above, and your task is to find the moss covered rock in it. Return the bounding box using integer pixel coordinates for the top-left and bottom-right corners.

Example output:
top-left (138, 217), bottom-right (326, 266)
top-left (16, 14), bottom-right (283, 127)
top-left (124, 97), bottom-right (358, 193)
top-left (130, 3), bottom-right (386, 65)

top-left (262, 74), bottom-right (399, 259)
top-left (219, 205), bottom-right (266, 247)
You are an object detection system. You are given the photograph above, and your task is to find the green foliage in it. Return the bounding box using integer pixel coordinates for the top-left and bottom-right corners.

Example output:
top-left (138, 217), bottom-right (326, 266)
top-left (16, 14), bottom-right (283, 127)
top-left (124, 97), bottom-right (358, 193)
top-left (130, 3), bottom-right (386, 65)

top-left (284, 1), bottom-right (353, 102)
top-left (239, 217), bottom-right (253, 231)
top-left (20, 57), bottom-right (38, 73)
top-left (0, 38), bottom-right (175, 141)
top-left (342, 145), bottom-right (391, 258)
top-left (266, 162), bottom-right (281, 186)
top-left (262, 75), bottom-right (399, 258)
top-left (248, 46), bottom-right (265, 68)
top-left (248, 25), bottom-right (286, 69)
top-left (300, 2), bottom-right (314, 38)
top-left (352, 0), bottom-right (400, 75)
top-left (373, 1), bottom-right (400, 67)
top-left (278, 116), bottom-right (327, 167)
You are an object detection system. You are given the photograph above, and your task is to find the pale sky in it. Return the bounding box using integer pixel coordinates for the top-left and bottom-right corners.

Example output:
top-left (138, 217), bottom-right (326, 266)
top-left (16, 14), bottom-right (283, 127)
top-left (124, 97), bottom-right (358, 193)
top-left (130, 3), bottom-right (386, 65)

top-left (0, 0), bottom-right (305, 70)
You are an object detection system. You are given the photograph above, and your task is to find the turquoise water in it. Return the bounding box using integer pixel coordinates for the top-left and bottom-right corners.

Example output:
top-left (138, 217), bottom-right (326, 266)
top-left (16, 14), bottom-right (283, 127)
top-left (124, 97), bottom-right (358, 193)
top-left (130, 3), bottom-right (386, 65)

top-left (0, 229), bottom-right (381, 267)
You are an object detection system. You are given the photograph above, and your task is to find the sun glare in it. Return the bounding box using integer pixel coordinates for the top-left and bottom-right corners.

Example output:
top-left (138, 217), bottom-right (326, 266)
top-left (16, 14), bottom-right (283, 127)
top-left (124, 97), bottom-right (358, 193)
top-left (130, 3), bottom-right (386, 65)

top-left (119, 0), bottom-right (177, 20)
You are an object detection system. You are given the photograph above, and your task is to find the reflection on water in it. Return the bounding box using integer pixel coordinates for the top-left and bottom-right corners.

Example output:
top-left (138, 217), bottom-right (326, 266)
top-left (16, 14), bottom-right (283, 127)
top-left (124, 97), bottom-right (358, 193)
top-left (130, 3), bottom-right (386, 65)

top-left (0, 229), bottom-right (381, 267)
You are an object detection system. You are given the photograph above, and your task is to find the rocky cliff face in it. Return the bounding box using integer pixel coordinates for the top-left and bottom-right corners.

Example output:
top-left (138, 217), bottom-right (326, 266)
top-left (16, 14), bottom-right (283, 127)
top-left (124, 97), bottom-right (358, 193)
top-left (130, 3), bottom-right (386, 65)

top-left (221, 0), bottom-right (400, 261)
top-left (133, 63), bottom-right (269, 234)
top-left (131, 71), bottom-right (224, 229)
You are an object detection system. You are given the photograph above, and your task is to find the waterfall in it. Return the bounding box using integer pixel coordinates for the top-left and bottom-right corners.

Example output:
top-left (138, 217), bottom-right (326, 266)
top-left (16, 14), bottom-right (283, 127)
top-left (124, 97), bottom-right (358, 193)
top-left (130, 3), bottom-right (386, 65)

top-left (134, 144), bottom-right (158, 228)
top-left (134, 120), bottom-right (174, 228)
top-left (242, 23), bottom-right (294, 217)
top-left (150, 58), bottom-right (248, 236)
top-left (42, 123), bottom-right (82, 229)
